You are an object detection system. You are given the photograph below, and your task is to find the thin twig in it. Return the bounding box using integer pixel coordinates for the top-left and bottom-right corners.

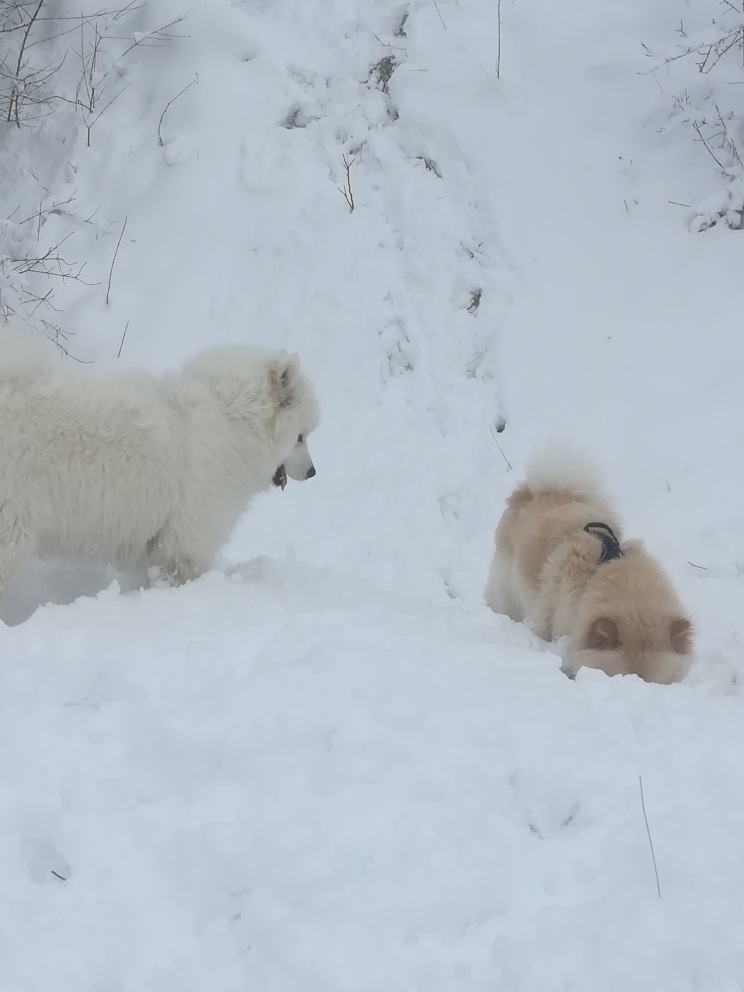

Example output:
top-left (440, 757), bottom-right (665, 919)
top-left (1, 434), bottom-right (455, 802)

top-left (688, 561), bottom-right (708, 570)
top-left (158, 75), bottom-right (197, 145)
top-left (87, 81), bottom-right (132, 145)
top-left (40, 319), bottom-right (92, 363)
top-left (337, 155), bottom-right (355, 213)
top-left (117, 319), bottom-right (129, 358)
top-left (9, 232), bottom-right (98, 287)
top-left (714, 101), bottom-right (744, 167)
top-left (115, 15), bottom-right (187, 60)
top-left (489, 424), bottom-right (512, 469)
top-left (692, 121), bottom-right (725, 168)
top-left (372, 33), bottom-right (405, 52)
top-left (638, 775), bottom-right (661, 899)
top-left (649, 70), bottom-right (665, 96)
top-left (432, 0), bottom-right (447, 29)
top-left (496, 0), bottom-right (502, 79)
top-left (106, 217), bottom-right (127, 306)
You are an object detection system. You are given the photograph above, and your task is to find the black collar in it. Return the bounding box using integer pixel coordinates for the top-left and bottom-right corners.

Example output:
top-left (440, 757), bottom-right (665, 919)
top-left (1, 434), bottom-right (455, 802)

top-left (583, 522), bottom-right (624, 564)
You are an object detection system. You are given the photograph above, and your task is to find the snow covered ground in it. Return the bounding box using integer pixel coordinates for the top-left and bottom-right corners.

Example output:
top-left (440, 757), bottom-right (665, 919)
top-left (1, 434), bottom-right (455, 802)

top-left (2, 0), bottom-right (744, 988)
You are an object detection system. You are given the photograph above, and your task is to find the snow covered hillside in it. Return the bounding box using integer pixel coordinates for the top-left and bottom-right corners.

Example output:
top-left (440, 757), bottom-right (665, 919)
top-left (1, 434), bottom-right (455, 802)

top-left (2, 0), bottom-right (744, 988)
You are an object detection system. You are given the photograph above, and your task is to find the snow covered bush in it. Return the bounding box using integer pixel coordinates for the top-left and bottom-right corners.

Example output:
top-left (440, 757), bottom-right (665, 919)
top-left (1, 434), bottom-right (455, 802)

top-left (643, 1), bottom-right (744, 230)
top-left (0, 210), bottom-right (95, 356)
top-left (1, 1), bottom-right (181, 132)
top-left (0, 0), bottom-right (182, 332)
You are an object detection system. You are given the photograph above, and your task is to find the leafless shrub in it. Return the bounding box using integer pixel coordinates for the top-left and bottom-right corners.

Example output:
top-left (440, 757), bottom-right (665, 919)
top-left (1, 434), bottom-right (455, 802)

top-left (643, 2), bottom-right (744, 228)
top-left (0, 225), bottom-right (98, 317)
top-left (0, 1), bottom-right (186, 336)
top-left (1, 0), bottom-right (63, 125)
top-left (643, 6), bottom-right (744, 76)
top-left (72, 3), bottom-right (186, 145)
top-left (0, 0), bottom-right (186, 136)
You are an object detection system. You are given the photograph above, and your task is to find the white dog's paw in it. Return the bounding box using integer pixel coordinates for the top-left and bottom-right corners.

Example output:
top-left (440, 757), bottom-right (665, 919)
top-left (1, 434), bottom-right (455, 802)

top-left (147, 565), bottom-right (172, 589)
top-left (149, 557), bottom-right (205, 588)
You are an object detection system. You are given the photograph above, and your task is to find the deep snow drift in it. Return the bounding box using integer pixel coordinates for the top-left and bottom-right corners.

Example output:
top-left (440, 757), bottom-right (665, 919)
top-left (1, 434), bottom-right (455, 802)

top-left (1, 0), bottom-right (744, 988)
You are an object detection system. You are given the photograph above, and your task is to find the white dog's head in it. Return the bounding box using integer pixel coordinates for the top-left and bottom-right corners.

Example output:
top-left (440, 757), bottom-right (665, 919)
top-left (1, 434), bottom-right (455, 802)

top-left (180, 344), bottom-right (320, 490)
top-left (268, 351), bottom-right (320, 489)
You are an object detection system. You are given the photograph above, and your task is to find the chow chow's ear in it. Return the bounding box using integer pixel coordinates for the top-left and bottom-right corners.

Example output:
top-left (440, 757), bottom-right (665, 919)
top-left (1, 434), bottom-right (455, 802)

top-left (670, 617), bottom-right (693, 655)
top-left (269, 353), bottom-right (300, 408)
top-left (587, 617), bottom-right (620, 650)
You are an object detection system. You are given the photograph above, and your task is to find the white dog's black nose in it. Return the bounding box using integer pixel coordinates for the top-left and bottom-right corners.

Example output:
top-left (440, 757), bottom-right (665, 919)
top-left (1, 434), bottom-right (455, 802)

top-left (306, 466), bottom-right (316, 479)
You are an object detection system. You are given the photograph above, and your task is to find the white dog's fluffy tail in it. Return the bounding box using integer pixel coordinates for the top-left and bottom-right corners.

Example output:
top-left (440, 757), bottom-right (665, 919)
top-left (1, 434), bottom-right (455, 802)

top-left (522, 441), bottom-right (608, 504)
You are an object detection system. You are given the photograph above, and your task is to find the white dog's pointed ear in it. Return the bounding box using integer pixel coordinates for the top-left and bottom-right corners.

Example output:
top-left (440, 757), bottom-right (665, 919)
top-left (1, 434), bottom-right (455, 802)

top-left (270, 353), bottom-right (300, 408)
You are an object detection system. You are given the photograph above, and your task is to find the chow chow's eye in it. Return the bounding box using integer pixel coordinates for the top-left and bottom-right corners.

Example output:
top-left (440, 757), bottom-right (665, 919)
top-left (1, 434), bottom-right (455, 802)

top-left (297, 434), bottom-right (304, 443)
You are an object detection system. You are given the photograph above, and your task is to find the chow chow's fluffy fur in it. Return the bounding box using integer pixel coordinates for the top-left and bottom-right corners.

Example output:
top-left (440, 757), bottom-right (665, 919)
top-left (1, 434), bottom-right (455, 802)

top-left (484, 446), bottom-right (693, 683)
top-left (0, 333), bottom-right (319, 594)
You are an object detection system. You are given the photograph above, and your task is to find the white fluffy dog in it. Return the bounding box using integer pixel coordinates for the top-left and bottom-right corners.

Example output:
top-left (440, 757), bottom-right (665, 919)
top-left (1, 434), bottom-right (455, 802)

top-left (0, 336), bottom-right (320, 593)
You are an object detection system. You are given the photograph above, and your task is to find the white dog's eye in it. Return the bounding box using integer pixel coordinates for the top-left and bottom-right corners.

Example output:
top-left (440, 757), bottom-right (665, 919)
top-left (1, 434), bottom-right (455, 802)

top-left (297, 434), bottom-right (304, 443)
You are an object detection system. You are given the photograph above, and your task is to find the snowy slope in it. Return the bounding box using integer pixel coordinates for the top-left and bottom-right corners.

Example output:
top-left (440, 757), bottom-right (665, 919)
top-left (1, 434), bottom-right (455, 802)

top-left (4, 560), bottom-right (744, 992)
top-left (2, 0), bottom-right (744, 988)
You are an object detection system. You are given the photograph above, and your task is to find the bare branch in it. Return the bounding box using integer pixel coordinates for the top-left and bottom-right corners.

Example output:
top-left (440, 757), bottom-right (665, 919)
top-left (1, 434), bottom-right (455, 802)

top-left (6, 0), bottom-right (45, 125)
top-left (112, 14), bottom-right (186, 65)
top-left (337, 155), bottom-right (355, 213)
top-left (432, 0), bottom-right (447, 30)
top-left (105, 217), bottom-right (127, 305)
top-left (117, 319), bottom-right (129, 357)
top-left (496, 0), bottom-right (502, 79)
top-left (638, 776), bottom-right (661, 899)
top-left (489, 424), bottom-right (512, 470)
top-left (86, 80), bottom-right (131, 144)
top-left (692, 120), bottom-right (725, 168)
top-left (714, 101), bottom-right (744, 167)
top-left (158, 74), bottom-right (197, 145)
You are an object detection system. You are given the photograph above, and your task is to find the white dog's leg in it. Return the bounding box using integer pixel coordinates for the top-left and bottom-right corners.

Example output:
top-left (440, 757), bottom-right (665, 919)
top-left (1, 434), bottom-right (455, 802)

top-left (0, 509), bottom-right (32, 604)
top-left (146, 524), bottom-right (212, 588)
top-left (484, 553), bottom-right (523, 621)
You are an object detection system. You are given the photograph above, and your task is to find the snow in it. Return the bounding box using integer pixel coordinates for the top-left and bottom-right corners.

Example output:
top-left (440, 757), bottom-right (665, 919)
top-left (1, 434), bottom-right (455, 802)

top-left (1, 0), bottom-right (744, 988)
top-left (7, 561), bottom-right (744, 991)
